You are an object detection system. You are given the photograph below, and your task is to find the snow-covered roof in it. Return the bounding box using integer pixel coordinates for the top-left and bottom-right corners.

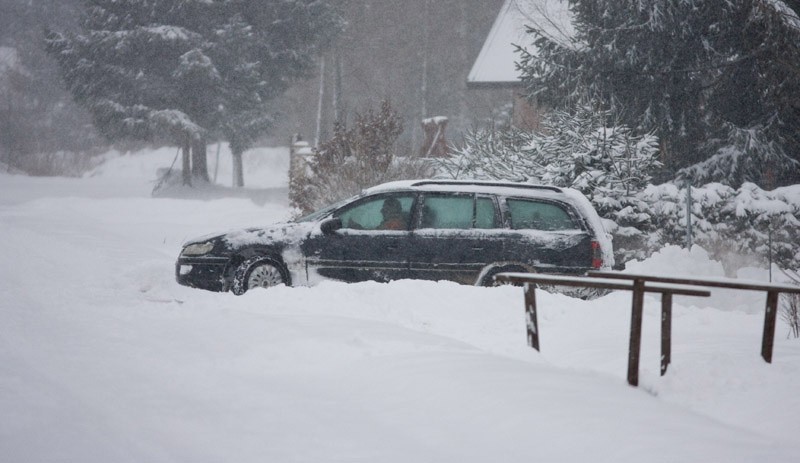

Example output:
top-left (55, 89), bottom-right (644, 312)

top-left (468, 0), bottom-right (573, 87)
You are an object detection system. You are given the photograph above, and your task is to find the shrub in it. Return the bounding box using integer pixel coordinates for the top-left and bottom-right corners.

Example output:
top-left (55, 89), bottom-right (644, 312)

top-left (641, 182), bottom-right (800, 270)
top-left (292, 100), bottom-right (432, 214)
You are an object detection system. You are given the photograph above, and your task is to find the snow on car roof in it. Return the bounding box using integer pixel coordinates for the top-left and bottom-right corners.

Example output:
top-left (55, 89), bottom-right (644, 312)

top-left (363, 179), bottom-right (565, 198)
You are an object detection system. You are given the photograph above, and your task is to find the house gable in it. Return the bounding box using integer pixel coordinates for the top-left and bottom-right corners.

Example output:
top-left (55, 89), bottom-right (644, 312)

top-left (467, 0), bottom-right (573, 89)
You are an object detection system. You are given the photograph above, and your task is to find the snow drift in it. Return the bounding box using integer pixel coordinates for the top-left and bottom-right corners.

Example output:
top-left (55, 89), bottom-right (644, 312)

top-left (1, 147), bottom-right (799, 462)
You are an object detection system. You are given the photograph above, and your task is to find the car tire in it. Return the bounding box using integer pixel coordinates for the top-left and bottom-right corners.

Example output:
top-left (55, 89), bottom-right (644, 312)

top-left (231, 256), bottom-right (287, 295)
top-left (477, 265), bottom-right (530, 287)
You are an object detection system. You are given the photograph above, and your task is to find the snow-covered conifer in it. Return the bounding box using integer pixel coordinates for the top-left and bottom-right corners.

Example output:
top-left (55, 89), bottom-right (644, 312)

top-left (518, 0), bottom-right (800, 185)
top-left (47, 0), bottom-right (342, 186)
top-left (639, 181), bottom-right (800, 269)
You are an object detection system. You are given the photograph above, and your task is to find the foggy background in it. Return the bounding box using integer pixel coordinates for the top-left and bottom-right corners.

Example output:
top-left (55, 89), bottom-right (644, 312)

top-left (0, 0), bottom-right (511, 175)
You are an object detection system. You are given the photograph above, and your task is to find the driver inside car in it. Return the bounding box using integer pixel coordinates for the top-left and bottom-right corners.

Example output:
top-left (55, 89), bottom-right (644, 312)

top-left (379, 197), bottom-right (407, 230)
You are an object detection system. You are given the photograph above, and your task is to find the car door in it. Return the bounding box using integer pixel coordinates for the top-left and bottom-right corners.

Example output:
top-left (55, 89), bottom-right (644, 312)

top-left (409, 193), bottom-right (504, 284)
top-left (498, 197), bottom-right (593, 273)
top-left (305, 193), bottom-right (417, 283)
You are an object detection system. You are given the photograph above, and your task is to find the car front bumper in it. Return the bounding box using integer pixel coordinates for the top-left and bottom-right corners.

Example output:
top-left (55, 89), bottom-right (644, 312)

top-left (175, 256), bottom-right (231, 292)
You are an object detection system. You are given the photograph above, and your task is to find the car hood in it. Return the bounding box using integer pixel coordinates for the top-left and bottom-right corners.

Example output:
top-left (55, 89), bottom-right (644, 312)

top-left (182, 222), bottom-right (316, 251)
top-left (220, 222), bottom-right (316, 250)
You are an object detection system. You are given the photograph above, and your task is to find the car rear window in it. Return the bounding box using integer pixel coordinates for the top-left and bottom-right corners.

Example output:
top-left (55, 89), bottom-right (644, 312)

top-left (506, 199), bottom-right (580, 231)
top-left (475, 197), bottom-right (497, 229)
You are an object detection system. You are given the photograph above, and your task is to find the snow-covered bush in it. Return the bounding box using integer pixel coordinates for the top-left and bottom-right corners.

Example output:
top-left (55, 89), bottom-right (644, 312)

top-left (293, 101), bottom-right (433, 214)
top-left (677, 122), bottom-right (799, 188)
top-left (437, 105), bottom-right (661, 263)
top-left (434, 127), bottom-right (542, 182)
top-left (640, 182), bottom-right (800, 270)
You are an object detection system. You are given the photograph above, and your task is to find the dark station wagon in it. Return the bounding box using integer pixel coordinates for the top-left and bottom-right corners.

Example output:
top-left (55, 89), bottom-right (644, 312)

top-left (176, 180), bottom-right (614, 294)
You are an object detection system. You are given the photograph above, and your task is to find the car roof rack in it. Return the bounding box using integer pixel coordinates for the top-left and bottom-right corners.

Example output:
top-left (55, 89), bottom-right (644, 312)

top-left (410, 180), bottom-right (562, 193)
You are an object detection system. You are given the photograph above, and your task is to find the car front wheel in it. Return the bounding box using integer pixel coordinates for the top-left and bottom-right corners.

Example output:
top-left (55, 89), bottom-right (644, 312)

top-left (231, 256), bottom-right (287, 295)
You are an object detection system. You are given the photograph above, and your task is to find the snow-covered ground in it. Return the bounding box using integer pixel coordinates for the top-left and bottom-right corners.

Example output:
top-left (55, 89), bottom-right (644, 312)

top-left (1, 146), bottom-right (799, 462)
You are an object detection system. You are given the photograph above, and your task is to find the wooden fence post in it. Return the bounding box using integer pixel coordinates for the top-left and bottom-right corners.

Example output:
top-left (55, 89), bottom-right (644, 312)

top-left (661, 293), bottom-right (673, 375)
top-left (761, 291), bottom-right (780, 363)
top-left (524, 283), bottom-right (540, 351)
top-left (627, 279), bottom-right (645, 386)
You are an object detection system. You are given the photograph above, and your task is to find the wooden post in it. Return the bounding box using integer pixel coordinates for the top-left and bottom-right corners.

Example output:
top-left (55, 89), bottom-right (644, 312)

top-left (661, 293), bottom-right (673, 376)
top-left (627, 279), bottom-right (645, 386)
top-left (419, 117), bottom-right (449, 158)
top-left (524, 283), bottom-right (540, 351)
top-left (761, 291), bottom-right (780, 363)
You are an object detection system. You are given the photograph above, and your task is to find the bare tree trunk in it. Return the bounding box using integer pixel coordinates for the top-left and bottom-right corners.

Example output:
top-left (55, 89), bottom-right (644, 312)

top-left (232, 149), bottom-right (244, 188)
top-left (334, 50), bottom-right (343, 124)
top-left (457, 0), bottom-right (469, 130)
top-left (421, 0), bottom-right (430, 119)
top-left (412, 0), bottom-right (431, 153)
top-left (182, 140), bottom-right (192, 186)
top-left (315, 56), bottom-right (326, 147)
top-left (213, 142), bottom-right (221, 183)
top-left (191, 137), bottom-right (209, 182)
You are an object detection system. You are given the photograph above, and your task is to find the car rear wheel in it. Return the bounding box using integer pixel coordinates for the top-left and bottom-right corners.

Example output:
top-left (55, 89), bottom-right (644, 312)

top-left (477, 265), bottom-right (530, 287)
top-left (231, 256), bottom-right (287, 295)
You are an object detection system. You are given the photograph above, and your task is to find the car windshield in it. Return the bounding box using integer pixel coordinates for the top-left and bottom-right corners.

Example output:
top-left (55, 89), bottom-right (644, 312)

top-left (294, 195), bottom-right (360, 223)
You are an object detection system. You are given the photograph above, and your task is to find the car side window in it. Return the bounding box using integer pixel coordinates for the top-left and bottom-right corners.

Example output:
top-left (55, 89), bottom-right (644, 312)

top-left (475, 197), bottom-right (497, 229)
top-left (419, 194), bottom-right (498, 229)
top-left (506, 199), bottom-right (580, 231)
top-left (336, 195), bottom-right (414, 231)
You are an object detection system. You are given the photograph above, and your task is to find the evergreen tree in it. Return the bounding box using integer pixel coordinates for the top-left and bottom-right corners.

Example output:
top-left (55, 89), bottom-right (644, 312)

top-left (518, 0), bottom-right (800, 186)
top-left (211, 1), bottom-right (342, 186)
top-left (47, 0), bottom-right (211, 184)
top-left (47, 0), bottom-right (341, 186)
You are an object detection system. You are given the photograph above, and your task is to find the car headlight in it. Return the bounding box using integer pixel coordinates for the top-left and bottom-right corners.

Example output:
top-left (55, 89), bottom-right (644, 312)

top-left (181, 241), bottom-right (214, 256)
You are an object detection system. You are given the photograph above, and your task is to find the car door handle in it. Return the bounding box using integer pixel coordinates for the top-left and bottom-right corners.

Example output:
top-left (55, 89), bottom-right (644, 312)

top-left (471, 247), bottom-right (484, 251)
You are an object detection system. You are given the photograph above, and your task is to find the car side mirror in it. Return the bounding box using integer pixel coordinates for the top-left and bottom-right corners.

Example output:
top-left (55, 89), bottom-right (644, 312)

top-left (320, 217), bottom-right (342, 235)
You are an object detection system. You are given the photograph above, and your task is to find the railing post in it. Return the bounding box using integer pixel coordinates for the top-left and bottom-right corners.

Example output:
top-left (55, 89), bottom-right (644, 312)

top-left (627, 279), bottom-right (645, 386)
top-left (661, 293), bottom-right (673, 375)
top-left (524, 283), bottom-right (540, 351)
top-left (761, 291), bottom-right (780, 363)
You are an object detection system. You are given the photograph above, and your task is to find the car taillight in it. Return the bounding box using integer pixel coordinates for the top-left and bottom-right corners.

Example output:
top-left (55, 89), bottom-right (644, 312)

top-left (591, 240), bottom-right (603, 269)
